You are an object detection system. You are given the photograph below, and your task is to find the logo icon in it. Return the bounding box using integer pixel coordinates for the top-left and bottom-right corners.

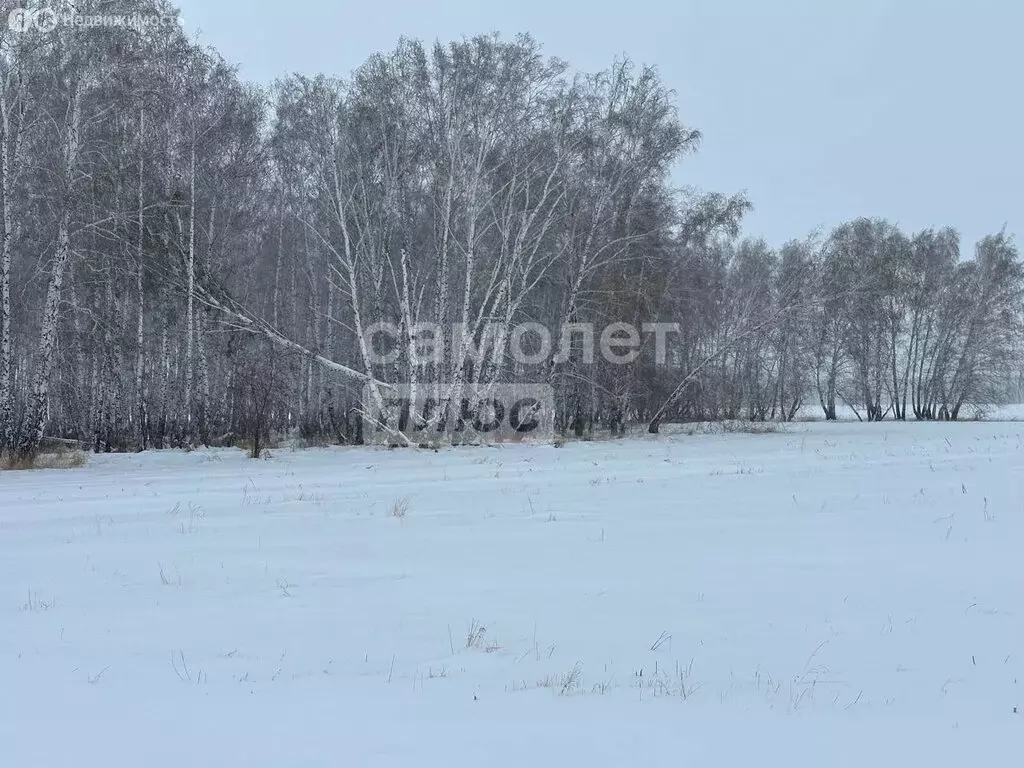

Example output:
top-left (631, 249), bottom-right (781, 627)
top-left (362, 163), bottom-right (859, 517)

top-left (7, 7), bottom-right (58, 33)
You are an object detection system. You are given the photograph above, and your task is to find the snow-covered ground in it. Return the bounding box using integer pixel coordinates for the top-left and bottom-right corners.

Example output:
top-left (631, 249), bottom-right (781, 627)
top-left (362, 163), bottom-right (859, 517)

top-left (2, 421), bottom-right (1022, 766)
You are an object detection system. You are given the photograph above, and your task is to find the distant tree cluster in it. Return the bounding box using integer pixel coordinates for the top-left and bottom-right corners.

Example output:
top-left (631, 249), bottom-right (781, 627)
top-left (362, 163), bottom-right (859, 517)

top-left (2, 0), bottom-right (1021, 458)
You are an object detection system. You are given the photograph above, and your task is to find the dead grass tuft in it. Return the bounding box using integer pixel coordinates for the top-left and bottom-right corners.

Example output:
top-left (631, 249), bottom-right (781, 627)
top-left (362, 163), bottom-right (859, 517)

top-left (1, 448), bottom-right (88, 471)
top-left (390, 497), bottom-right (410, 520)
top-left (719, 420), bottom-right (785, 435)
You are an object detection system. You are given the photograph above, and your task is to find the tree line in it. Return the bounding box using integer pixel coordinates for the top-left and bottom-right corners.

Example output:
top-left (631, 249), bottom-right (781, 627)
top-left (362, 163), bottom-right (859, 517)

top-left (2, 0), bottom-right (1021, 458)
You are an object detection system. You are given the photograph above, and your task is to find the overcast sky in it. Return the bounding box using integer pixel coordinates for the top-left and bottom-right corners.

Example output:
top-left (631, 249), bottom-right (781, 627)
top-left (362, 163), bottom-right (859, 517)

top-left (174, 0), bottom-right (1021, 251)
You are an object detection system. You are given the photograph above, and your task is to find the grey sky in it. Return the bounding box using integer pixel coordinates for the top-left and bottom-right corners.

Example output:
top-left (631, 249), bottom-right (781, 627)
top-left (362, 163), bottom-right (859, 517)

top-left (175, 0), bottom-right (1021, 251)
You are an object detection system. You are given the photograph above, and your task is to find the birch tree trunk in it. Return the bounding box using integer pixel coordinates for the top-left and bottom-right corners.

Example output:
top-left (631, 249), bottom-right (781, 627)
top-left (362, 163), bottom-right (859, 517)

top-left (17, 80), bottom-right (81, 457)
top-left (0, 93), bottom-right (14, 449)
top-left (184, 140), bottom-right (196, 443)
top-left (135, 107), bottom-right (148, 449)
top-left (0, 45), bottom-right (27, 450)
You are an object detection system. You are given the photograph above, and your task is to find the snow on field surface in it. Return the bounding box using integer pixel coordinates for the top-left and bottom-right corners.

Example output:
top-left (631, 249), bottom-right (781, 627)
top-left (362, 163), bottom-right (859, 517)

top-left (2, 421), bottom-right (1022, 766)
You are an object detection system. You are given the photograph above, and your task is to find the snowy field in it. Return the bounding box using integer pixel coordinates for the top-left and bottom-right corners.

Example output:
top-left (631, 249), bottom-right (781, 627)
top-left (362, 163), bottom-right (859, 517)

top-left (2, 420), bottom-right (1022, 766)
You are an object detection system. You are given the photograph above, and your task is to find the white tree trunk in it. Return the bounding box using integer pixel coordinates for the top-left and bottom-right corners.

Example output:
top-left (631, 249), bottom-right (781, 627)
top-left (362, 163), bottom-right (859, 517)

top-left (0, 58), bottom-right (26, 449)
top-left (135, 107), bottom-right (147, 448)
top-left (18, 81), bottom-right (81, 455)
top-left (184, 140), bottom-right (196, 442)
top-left (0, 94), bottom-right (14, 448)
